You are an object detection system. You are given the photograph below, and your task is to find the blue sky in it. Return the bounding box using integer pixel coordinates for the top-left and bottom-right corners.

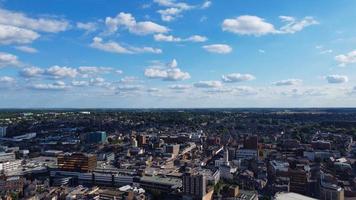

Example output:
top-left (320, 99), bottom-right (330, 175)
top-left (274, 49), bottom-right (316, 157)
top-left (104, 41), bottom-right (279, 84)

top-left (0, 0), bottom-right (356, 108)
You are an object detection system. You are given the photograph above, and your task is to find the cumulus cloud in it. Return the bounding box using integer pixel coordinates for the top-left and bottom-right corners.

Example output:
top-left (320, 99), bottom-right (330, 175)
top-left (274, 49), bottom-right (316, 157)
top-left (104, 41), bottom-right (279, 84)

top-left (0, 76), bottom-right (16, 89)
top-left (279, 16), bottom-right (318, 34)
top-left (203, 44), bottom-right (232, 54)
top-left (201, 1), bottom-right (212, 9)
top-left (206, 86), bottom-right (258, 96)
top-left (0, 24), bottom-right (40, 45)
top-left (0, 76), bottom-right (16, 84)
top-left (15, 45), bottom-right (38, 53)
top-left (325, 75), bottom-right (348, 84)
top-left (169, 84), bottom-right (192, 90)
top-left (71, 80), bottom-right (89, 87)
top-left (0, 8), bottom-right (69, 45)
top-left (194, 81), bottom-right (223, 88)
top-left (222, 15), bottom-right (318, 36)
top-left (154, 34), bottom-right (207, 42)
top-left (222, 73), bottom-right (255, 83)
top-left (154, 0), bottom-right (194, 22)
top-left (20, 66), bottom-right (78, 79)
top-left (19, 67), bottom-right (44, 78)
top-left (29, 81), bottom-right (69, 91)
top-left (76, 22), bottom-right (97, 33)
top-left (144, 59), bottom-right (190, 81)
top-left (90, 37), bottom-right (162, 54)
top-left (105, 12), bottom-right (168, 35)
top-left (0, 8), bottom-right (69, 33)
top-left (273, 79), bottom-right (303, 86)
top-left (0, 52), bottom-right (21, 68)
top-left (335, 50), bottom-right (356, 67)
top-left (78, 66), bottom-right (113, 77)
top-left (45, 66), bottom-right (78, 79)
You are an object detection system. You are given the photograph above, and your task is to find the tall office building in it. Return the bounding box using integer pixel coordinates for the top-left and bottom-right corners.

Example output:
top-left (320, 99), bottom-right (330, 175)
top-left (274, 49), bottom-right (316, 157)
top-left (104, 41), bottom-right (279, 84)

top-left (57, 153), bottom-right (97, 172)
top-left (243, 135), bottom-right (258, 150)
top-left (183, 172), bottom-right (207, 198)
top-left (137, 135), bottom-right (147, 147)
top-left (165, 144), bottom-right (180, 156)
top-left (0, 126), bottom-right (7, 137)
top-left (85, 131), bottom-right (107, 144)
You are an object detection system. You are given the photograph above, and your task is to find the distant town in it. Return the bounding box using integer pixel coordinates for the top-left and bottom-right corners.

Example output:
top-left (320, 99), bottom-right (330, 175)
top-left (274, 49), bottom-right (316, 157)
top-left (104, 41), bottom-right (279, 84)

top-left (0, 109), bottom-right (356, 200)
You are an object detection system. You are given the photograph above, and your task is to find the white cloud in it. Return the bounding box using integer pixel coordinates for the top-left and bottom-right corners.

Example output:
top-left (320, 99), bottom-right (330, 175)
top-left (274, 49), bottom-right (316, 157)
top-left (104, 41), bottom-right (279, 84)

top-left (335, 50), bottom-right (356, 67)
top-left (201, 1), bottom-right (212, 9)
top-left (0, 76), bottom-right (15, 84)
top-left (258, 49), bottom-right (265, 53)
top-left (0, 52), bottom-right (21, 67)
top-left (154, 34), bottom-right (207, 42)
top-left (29, 81), bottom-right (69, 91)
top-left (169, 84), bottom-right (191, 90)
top-left (76, 22), bottom-right (97, 33)
top-left (194, 81), bottom-right (223, 88)
top-left (222, 15), bottom-right (318, 36)
top-left (0, 8), bottom-right (69, 33)
top-left (79, 66), bottom-right (112, 73)
top-left (279, 16), bottom-right (318, 34)
top-left (0, 76), bottom-right (16, 89)
top-left (120, 76), bottom-right (139, 84)
top-left (71, 80), bottom-right (89, 87)
top-left (273, 79), bottom-right (303, 86)
top-left (186, 35), bottom-right (207, 42)
top-left (90, 37), bottom-right (162, 54)
top-left (154, 0), bottom-right (194, 22)
top-left (203, 44), bottom-right (232, 54)
top-left (15, 45), bottom-right (38, 53)
top-left (117, 85), bottom-right (143, 92)
top-left (0, 24), bottom-right (39, 45)
top-left (20, 67), bottom-right (44, 78)
top-left (105, 12), bottom-right (168, 35)
top-left (144, 59), bottom-right (190, 81)
top-left (222, 15), bottom-right (276, 36)
top-left (154, 33), bottom-right (182, 42)
top-left (45, 66), bottom-right (78, 79)
top-left (325, 75), bottom-right (348, 84)
top-left (222, 73), bottom-right (255, 83)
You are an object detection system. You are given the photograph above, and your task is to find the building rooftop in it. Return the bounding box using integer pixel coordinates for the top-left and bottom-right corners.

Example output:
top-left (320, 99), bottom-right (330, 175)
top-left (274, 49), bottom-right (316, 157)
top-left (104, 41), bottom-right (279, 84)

top-left (275, 192), bottom-right (317, 200)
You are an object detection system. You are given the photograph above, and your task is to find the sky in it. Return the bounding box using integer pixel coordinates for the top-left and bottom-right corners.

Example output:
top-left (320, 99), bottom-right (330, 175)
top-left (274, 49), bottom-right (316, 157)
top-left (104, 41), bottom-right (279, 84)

top-left (0, 0), bottom-right (356, 108)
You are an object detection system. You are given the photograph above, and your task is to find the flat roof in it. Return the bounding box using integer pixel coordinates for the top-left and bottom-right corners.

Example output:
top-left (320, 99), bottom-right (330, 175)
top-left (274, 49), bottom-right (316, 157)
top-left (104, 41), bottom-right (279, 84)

top-left (275, 192), bottom-right (317, 200)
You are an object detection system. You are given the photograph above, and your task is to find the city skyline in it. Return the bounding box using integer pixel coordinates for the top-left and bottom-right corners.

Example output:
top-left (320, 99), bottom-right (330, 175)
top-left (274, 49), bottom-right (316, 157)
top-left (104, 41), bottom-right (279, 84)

top-left (0, 0), bottom-right (356, 108)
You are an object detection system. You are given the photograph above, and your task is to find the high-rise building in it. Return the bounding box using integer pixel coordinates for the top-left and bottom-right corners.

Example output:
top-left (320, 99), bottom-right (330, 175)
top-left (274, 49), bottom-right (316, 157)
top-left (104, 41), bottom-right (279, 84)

top-left (243, 135), bottom-right (258, 150)
top-left (57, 153), bottom-right (97, 172)
top-left (288, 166), bottom-right (310, 195)
top-left (165, 144), bottom-right (180, 156)
top-left (320, 173), bottom-right (344, 200)
top-left (183, 172), bottom-right (207, 198)
top-left (0, 127), bottom-right (7, 137)
top-left (137, 135), bottom-right (147, 147)
top-left (85, 131), bottom-right (107, 144)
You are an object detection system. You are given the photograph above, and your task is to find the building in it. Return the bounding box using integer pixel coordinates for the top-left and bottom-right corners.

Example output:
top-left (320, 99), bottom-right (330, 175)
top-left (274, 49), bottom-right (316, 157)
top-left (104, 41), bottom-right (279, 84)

top-left (183, 172), bottom-right (207, 199)
top-left (235, 149), bottom-right (258, 160)
top-left (0, 160), bottom-right (22, 174)
top-left (244, 135), bottom-right (258, 150)
top-left (137, 135), bottom-right (147, 147)
top-left (320, 173), bottom-right (344, 200)
top-left (57, 153), bottom-right (97, 172)
top-left (165, 144), bottom-right (180, 156)
top-left (0, 127), bottom-right (6, 137)
top-left (0, 176), bottom-right (24, 196)
top-left (288, 167), bottom-right (310, 195)
top-left (0, 152), bottom-right (16, 162)
top-left (86, 131), bottom-right (107, 144)
top-left (274, 192), bottom-right (317, 200)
